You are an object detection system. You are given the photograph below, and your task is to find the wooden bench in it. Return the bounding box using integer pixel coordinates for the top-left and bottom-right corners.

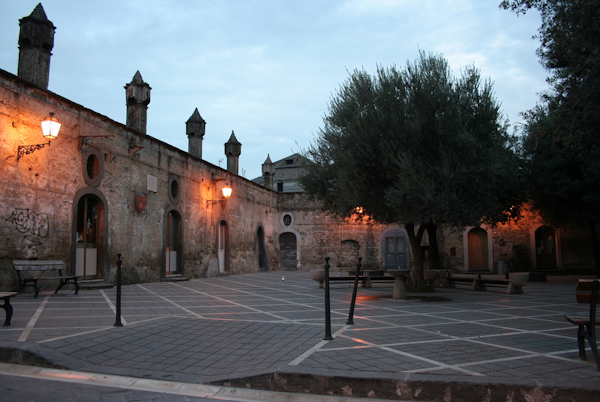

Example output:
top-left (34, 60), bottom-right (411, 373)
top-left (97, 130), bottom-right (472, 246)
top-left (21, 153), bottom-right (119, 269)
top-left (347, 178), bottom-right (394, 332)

top-left (446, 273), bottom-right (528, 294)
top-left (0, 292), bottom-right (18, 326)
top-left (565, 279), bottom-right (600, 371)
top-left (12, 260), bottom-right (79, 298)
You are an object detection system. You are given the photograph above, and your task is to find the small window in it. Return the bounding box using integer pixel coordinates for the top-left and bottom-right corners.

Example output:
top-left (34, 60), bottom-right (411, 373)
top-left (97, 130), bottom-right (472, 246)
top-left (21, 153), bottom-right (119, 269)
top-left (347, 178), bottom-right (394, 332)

top-left (168, 175), bottom-right (182, 205)
top-left (82, 147), bottom-right (105, 187)
top-left (87, 154), bottom-right (100, 180)
top-left (281, 213), bottom-right (294, 227)
top-left (277, 182), bottom-right (284, 192)
top-left (285, 159), bottom-right (294, 165)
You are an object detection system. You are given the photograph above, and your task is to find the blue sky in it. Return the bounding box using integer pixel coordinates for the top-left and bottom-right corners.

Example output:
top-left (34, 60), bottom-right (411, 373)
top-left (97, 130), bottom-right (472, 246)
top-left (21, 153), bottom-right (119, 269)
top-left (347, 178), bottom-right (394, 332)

top-left (0, 1), bottom-right (547, 179)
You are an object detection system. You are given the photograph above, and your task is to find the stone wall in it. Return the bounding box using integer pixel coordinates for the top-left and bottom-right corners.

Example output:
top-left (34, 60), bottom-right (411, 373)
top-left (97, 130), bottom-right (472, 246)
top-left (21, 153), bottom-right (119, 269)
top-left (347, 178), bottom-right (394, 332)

top-left (0, 69), bottom-right (276, 291)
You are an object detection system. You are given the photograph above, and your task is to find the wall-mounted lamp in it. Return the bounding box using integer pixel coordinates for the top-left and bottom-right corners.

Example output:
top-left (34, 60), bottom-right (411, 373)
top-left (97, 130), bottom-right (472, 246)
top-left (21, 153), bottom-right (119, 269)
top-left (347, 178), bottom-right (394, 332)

top-left (18, 112), bottom-right (61, 160)
top-left (207, 183), bottom-right (232, 206)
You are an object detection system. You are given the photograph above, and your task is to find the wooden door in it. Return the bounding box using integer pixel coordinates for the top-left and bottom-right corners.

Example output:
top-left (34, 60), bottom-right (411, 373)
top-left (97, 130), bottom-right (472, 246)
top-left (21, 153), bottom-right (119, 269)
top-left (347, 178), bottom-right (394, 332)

top-left (468, 228), bottom-right (488, 271)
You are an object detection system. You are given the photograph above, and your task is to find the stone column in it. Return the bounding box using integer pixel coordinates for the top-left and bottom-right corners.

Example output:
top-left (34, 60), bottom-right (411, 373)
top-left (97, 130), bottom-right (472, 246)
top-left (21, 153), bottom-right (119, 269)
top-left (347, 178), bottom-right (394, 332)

top-left (18, 4), bottom-right (55, 89)
top-left (186, 108), bottom-right (206, 159)
top-left (125, 71), bottom-right (151, 134)
top-left (225, 131), bottom-right (241, 175)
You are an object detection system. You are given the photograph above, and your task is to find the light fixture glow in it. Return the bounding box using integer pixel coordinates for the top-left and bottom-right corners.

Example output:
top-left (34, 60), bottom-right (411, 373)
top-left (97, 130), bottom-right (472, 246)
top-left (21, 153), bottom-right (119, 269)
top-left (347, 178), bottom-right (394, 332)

top-left (41, 112), bottom-right (61, 140)
top-left (222, 185), bottom-right (232, 198)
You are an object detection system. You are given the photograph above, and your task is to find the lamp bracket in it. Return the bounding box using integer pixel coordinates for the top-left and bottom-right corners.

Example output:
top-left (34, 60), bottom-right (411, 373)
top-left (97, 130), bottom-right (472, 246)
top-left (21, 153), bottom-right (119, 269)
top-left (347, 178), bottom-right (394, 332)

top-left (18, 142), bottom-right (51, 160)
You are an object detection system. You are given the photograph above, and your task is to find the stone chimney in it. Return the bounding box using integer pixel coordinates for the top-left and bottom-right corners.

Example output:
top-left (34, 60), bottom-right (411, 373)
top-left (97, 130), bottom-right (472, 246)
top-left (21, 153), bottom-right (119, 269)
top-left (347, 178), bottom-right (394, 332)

top-left (224, 131), bottom-right (241, 175)
top-left (186, 108), bottom-right (206, 159)
top-left (18, 3), bottom-right (56, 89)
top-left (125, 71), bottom-right (151, 134)
top-left (262, 154), bottom-right (275, 189)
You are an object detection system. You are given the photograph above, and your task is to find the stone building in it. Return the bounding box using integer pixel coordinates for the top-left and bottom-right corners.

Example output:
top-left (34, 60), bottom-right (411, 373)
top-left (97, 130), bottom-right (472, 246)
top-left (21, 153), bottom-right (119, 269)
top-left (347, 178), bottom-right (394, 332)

top-left (0, 5), bottom-right (595, 292)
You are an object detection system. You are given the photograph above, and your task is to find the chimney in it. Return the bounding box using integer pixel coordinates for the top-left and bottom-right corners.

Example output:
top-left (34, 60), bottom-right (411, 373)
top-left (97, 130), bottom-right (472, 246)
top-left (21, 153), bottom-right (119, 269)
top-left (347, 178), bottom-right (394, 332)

top-left (18, 3), bottom-right (56, 89)
top-left (125, 71), bottom-right (151, 134)
top-left (224, 131), bottom-right (241, 175)
top-left (186, 108), bottom-right (206, 159)
top-left (262, 154), bottom-right (275, 189)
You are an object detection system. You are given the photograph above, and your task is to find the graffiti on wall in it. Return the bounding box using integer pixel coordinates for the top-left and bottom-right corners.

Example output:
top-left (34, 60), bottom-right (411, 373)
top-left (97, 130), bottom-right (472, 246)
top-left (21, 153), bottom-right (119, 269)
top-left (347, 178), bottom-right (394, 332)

top-left (5, 209), bottom-right (50, 258)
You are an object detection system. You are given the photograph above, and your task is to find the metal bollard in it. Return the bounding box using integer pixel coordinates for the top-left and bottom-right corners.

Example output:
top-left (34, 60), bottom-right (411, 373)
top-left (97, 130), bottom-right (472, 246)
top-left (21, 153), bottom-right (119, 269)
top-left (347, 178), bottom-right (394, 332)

top-left (346, 256), bottom-right (362, 325)
top-left (114, 253), bottom-right (123, 327)
top-left (323, 256), bottom-right (333, 340)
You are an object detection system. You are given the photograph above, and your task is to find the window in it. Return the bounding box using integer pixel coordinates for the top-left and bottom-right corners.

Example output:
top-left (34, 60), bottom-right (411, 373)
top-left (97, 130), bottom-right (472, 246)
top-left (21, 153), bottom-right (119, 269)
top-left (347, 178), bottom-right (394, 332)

top-left (277, 182), bottom-right (284, 192)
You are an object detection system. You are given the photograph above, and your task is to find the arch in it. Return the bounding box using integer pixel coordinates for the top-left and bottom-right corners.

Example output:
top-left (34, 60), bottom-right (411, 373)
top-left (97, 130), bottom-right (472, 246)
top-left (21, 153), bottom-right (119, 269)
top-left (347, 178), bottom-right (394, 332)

top-left (463, 225), bottom-right (493, 272)
top-left (256, 223), bottom-right (269, 271)
top-left (380, 226), bottom-right (410, 271)
top-left (163, 205), bottom-right (184, 277)
top-left (463, 225), bottom-right (494, 272)
top-left (70, 187), bottom-right (108, 279)
top-left (217, 218), bottom-right (230, 273)
top-left (530, 224), bottom-right (562, 269)
top-left (277, 227), bottom-right (301, 270)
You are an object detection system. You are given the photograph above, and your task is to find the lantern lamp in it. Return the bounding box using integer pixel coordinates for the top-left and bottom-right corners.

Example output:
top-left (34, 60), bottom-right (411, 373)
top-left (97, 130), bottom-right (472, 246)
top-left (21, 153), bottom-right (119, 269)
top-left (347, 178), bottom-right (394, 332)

top-left (18, 112), bottom-right (61, 160)
top-left (41, 112), bottom-right (61, 139)
top-left (222, 185), bottom-right (232, 198)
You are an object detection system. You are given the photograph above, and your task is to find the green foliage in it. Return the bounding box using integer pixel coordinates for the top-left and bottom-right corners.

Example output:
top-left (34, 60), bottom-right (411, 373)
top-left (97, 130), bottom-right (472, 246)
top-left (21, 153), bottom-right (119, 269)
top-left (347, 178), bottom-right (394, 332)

top-left (501, 1), bottom-right (600, 222)
top-left (302, 51), bottom-right (522, 227)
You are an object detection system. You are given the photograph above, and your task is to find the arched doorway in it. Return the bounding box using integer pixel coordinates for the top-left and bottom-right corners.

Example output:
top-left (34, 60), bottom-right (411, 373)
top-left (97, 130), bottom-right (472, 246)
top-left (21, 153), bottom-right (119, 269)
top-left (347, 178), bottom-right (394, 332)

top-left (75, 194), bottom-right (104, 279)
top-left (535, 226), bottom-right (557, 269)
top-left (468, 228), bottom-right (489, 271)
top-left (279, 232), bottom-right (297, 270)
top-left (218, 220), bottom-right (230, 273)
top-left (381, 227), bottom-right (409, 270)
top-left (165, 210), bottom-right (182, 275)
top-left (257, 226), bottom-right (269, 271)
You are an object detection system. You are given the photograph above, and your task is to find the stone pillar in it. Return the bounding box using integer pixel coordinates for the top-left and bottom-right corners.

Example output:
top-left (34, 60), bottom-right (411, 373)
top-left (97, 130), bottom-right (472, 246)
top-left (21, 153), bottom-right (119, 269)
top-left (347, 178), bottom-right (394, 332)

top-left (186, 108), bottom-right (206, 159)
top-left (125, 71), bottom-right (151, 134)
top-left (225, 131), bottom-right (241, 175)
top-left (262, 154), bottom-right (275, 189)
top-left (18, 4), bottom-right (55, 89)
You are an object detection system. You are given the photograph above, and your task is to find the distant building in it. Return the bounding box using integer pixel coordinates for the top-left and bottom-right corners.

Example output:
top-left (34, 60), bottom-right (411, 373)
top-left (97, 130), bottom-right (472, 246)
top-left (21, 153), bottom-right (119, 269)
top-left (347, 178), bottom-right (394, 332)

top-left (253, 153), bottom-right (306, 193)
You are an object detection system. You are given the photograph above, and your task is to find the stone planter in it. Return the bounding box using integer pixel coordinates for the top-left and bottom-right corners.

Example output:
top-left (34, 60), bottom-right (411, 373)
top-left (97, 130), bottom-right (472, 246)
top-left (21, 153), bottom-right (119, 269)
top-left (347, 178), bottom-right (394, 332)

top-left (311, 269), bottom-right (326, 288)
top-left (387, 269), bottom-right (411, 299)
top-left (508, 272), bottom-right (530, 294)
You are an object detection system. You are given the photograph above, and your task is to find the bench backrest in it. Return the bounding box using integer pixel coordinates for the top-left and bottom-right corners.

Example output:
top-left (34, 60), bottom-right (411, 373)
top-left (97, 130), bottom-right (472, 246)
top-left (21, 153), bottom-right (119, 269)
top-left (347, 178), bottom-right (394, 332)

top-left (575, 279), bottom-right (600, 304)
top-left (12, 260), bottom-right (66, 271)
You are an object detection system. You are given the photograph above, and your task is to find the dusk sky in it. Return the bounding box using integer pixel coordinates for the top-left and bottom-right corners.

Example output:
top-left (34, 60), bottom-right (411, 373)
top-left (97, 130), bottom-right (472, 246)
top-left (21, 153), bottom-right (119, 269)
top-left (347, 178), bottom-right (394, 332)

top-left (0, 1), bottom-right (547, 180)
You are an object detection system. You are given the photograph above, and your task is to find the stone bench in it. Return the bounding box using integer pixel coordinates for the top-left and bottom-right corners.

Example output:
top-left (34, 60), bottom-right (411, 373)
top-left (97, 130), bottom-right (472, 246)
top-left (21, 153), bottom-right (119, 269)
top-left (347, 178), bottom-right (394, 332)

top-left (12, 260), bottom-right (79, 298)
top-left (0, 292), bottom-right (18, 326)
top-left (447, 272), bottom-right (529, 294)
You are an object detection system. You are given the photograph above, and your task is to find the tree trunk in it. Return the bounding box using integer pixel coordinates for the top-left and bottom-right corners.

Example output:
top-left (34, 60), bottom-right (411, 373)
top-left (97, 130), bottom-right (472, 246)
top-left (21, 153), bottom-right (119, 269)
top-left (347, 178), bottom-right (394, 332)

top-left (406, 222), bottom-right (426, 285)
top-left (426, 222), bottom-right (440, 271)
top-left (588, 218), bottom-right (600, 279)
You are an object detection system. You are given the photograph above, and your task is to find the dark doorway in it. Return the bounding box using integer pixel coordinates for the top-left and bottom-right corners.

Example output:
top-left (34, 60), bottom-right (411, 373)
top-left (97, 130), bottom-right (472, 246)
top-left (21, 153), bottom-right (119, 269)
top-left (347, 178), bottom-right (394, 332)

top-left (384, 234), bottom-right (408, 270)
top-left (75, 194), bottom-right (103, 279)
top-left (165, 211), bottom-right (182, 275)
top-left (218, 220), bottom-right (230, 273)
top-left (279, 232), bottom-right (297, 270)
top-left (257, 226), bottom-right (269, 271)
top-left (535, 226), bottom-right (557, 269)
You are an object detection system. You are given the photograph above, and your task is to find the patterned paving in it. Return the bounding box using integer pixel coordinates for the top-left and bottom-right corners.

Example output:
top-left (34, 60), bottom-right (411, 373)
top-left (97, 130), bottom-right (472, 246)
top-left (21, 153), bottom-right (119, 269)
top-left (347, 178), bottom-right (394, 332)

top-left (0, 272), bottom-right (599, 383)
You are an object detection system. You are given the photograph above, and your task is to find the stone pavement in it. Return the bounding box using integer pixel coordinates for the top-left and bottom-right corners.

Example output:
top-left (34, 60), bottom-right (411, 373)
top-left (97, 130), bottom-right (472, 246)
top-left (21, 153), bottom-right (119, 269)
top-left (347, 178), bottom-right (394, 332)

top-left (0, 271), bottom-right (599, 401)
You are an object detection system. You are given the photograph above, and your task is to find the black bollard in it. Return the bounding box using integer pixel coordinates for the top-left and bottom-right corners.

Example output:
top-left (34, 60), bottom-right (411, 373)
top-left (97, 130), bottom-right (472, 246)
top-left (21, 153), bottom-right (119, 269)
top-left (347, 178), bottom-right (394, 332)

top-left (323, 256), bottom-right (333, 340)
top-left (114, 253), bottom-right (123, 327)
top-left (346, 256), bottom-right (362, 325)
